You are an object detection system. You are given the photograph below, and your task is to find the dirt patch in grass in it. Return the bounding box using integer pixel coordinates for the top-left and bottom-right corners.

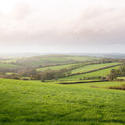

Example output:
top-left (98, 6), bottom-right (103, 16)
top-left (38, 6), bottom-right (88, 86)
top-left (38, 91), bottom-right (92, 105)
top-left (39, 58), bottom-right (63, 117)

top-left (91, 85), bottom-right (100, 88)
top-left (109, 84), bottom-right (125, 90)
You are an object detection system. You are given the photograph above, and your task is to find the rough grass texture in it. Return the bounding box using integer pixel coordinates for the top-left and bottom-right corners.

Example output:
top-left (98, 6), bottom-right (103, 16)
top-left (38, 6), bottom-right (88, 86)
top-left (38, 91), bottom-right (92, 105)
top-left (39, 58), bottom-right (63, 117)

top-left (0, 79), bottom-right (125, 125)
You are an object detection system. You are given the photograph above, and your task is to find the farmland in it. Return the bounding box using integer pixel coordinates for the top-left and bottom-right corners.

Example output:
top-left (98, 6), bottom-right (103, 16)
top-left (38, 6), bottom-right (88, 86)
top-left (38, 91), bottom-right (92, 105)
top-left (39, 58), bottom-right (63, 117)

top-left (0, 63), bottom-right (18, 69)
top-left (37, 62), bottom-right (120, 73)
top-left (0, 54), bottom-right (125, 125)
top-left (0, 55), bottom-right (98, 75)
top-left (60, 63), bottom-right (120, 81)
top-left (0, 79), bottom-right (125, 125)
top-left (1, 0), bottom-right (125, 124)
top-left (71, 62), bottom-right (120, 74)
top-left (60, 66), bottom-right (120, 80)
top-left (37, 63), bottom-right (78, 72)
top-left (15, 55), bottom-right (98, 67)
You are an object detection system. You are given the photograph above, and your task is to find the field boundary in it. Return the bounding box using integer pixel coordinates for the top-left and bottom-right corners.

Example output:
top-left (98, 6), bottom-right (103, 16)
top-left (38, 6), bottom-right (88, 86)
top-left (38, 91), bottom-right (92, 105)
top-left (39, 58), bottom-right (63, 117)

top-left (69, 64), bottom-right (121, 77)
top-left (58, 80), bottom-right (108, 84)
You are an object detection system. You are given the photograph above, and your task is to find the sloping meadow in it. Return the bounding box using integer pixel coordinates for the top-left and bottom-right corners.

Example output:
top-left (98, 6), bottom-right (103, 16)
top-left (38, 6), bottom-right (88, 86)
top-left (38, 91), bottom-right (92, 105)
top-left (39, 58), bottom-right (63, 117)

top-left (0, 79), bottom-right (125, 125)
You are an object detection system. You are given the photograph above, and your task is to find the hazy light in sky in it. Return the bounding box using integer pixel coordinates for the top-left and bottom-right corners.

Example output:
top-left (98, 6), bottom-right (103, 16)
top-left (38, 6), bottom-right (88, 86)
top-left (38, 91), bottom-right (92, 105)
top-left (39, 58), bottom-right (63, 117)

top-left (0, 0), bottom-right (125, 53)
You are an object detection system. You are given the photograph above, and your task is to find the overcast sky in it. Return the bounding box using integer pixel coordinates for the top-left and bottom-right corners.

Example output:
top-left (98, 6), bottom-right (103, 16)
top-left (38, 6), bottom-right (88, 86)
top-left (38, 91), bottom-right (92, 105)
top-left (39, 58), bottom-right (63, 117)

top-left (0, 0), bottom-right (125, 53)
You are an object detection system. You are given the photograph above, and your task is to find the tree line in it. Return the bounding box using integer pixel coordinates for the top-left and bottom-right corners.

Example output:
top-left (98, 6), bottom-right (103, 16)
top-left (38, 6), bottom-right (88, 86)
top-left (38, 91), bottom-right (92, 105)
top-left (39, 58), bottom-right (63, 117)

top-left (107, 64), bottom-right (125, 80)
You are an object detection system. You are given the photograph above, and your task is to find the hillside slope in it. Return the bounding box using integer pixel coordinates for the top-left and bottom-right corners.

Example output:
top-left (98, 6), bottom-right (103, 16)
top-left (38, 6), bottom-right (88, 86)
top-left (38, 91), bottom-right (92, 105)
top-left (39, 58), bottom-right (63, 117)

top-left (0, 79), bottom-right (125, 125)
top-left (15, 55), bottom-right (98, 67)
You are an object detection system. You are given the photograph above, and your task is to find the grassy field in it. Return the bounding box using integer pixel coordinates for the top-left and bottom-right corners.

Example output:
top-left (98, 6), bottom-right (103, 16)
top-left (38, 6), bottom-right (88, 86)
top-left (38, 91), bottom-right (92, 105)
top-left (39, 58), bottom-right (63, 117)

top-left (0, 59), bottom-right (17, 63)
top-left (60, 66), bottom-right (120, 80)
top-left (37, 63), bottom-right (78, 72)
top-left (16, 55), bottom-right (97, 67)
top-left (37, 62), bottom-right (119, 72)
top-left (0, 79), bottom-right (125, 125)
top-left (71, 62), bottom-right (120, 74)
top-left (117, 77), bottom-right (125, 80)
top-left (0, 63), bottom-right (19, 69)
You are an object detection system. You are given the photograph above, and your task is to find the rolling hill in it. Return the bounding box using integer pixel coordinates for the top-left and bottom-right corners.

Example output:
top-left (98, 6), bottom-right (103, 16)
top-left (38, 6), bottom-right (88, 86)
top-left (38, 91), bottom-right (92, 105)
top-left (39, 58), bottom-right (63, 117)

top-left (15, 55), bottom-right (98, 67)
top-left (0, 79), bottom-right (125, 125)
top-left (60, 63), bottom-right (120, 81)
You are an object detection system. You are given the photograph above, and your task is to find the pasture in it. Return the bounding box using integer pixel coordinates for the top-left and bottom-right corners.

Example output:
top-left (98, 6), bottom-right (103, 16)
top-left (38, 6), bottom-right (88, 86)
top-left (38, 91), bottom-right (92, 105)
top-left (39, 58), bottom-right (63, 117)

top-left (0, 79), bottom-right (125, 125)
top-left (0, 55), bottom-right (124, 125)
top-left (37, 63), bottom-right (78, 72)
top-left (71, 62), bottom-right (120, 74)
top-left (0, 63), bottom-right (18, 69)
top-left (60, 65), bottom-right (120, 81)
top-left (15, 55), bottom-right (98, 67)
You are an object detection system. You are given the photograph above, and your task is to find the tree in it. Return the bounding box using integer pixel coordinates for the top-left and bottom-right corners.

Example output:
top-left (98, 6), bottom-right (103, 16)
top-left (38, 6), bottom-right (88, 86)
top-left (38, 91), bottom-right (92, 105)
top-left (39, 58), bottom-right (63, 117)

top-left (107, 69), bottom-right (117, 81)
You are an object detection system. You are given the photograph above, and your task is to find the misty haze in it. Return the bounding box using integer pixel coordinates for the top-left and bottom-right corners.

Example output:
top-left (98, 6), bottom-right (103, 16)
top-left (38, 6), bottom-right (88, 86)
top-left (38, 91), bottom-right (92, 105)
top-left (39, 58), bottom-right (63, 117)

top-left (0, 0), bottom-right (125, 53)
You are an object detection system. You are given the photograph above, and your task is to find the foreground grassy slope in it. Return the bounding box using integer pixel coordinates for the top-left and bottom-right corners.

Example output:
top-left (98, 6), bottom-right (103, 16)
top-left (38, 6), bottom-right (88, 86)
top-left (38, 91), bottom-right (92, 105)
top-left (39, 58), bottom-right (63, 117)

top-left (0, 79), bottom-right (125, 125)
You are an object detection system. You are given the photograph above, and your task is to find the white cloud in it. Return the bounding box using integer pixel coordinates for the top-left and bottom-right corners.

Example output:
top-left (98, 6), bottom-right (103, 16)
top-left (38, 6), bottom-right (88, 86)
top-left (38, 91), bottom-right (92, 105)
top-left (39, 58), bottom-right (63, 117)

top-left (0, 0), bottom-right (125, 53)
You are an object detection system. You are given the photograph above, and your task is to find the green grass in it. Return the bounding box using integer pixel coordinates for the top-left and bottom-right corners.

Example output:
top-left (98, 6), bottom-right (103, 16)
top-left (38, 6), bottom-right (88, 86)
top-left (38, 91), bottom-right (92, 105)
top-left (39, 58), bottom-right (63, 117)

top-left (0, 59), bottom-right (17, 63)
top-left (37, 63), bottom-right (78, 71)
top-left (117, 77), bottom-right (125, 80)
top-left (71, 62), bottom-right (119, 74)
top-left (16, 55), bottom-right (97, 67)
top-left (60, 66), bottom-right (120, 80)
top-left (5, 72), bottom-right (17, 75)
top-left (37, 62), bottom-right (119, 72)
top-left (0, 63), bottom-right (19, 69)
top-left (0, 79), bottom-right (125, 125)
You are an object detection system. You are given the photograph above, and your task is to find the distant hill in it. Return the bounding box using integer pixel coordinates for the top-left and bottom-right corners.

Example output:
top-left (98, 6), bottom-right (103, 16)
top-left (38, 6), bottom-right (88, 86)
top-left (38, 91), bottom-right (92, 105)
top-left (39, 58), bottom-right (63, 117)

top-left (15, 55), bottom-right (98, 67)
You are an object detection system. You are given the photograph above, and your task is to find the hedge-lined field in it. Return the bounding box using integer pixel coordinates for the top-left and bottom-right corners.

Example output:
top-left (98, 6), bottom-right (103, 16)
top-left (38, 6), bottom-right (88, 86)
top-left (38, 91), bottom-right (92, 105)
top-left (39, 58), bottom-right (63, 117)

top-left (16, 55), bottom-right (97, 67)
top-left (60, 66), bottom-right (120, 80)
top-left (0, 63), bottom-right (20, 69)
top-left (71, 62), bottom-right (119, 74)
top-left (37, 63), bottom-right (78, 71)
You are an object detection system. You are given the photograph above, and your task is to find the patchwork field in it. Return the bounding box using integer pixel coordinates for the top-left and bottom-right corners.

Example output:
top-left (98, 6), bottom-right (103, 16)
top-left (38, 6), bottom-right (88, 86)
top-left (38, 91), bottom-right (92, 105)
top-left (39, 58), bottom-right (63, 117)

top-left (0, 63), bottom-right (21, 70)
top-left (37, 62), bottom-right (119, 73)
top-left (0, 79), bottom-right (125, 125)
top-left (60, 64), bottom-right (120, 81)
top-left (0, 55), bottom-right (124, 125)
top-left (37, 63), bottom-right (78, 71)
top-left (71, 62), bottom-right (119, 74)
top-left (15, 55), bottom-right (98, 67)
